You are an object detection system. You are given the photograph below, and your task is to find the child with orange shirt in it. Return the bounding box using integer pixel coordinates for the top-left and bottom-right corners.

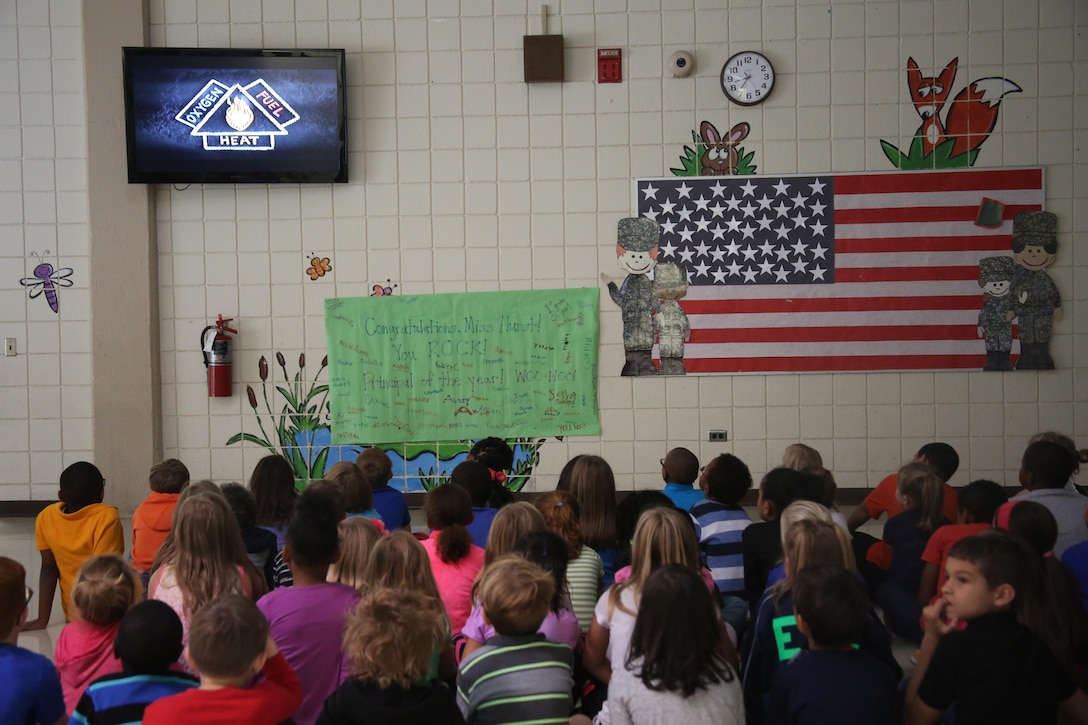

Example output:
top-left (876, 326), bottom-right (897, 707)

top-left (25, 462), bottom-right (125, 630)
top-left (132, 459), bottom-right (190, 574)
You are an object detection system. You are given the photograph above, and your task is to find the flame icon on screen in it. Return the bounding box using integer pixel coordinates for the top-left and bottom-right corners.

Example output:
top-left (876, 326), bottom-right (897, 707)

top-left (225, 96), bottom-right (255, 131)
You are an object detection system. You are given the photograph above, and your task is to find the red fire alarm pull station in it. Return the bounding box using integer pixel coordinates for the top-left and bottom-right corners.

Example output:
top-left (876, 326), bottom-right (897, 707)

top-left (598, 48), bottom-right (621, 83)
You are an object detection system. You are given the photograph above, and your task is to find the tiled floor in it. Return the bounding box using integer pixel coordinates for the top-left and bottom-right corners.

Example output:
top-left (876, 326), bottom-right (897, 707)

top-left (2, 511), bottom-right (912, 670)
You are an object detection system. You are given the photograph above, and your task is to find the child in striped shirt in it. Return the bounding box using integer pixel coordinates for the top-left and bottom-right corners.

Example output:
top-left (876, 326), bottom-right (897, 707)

top-left (690, 453), bottom-right (753, 637)
top-left (457, 557), bottom-right (574, 724)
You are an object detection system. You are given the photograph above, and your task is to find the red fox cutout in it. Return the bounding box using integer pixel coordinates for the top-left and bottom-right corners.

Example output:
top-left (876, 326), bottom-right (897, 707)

top-left (906, 57), bottom-right (1021, 158)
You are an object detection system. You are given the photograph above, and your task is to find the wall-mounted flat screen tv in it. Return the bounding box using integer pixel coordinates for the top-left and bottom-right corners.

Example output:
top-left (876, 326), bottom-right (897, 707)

top-left (122, 47), bottom-right (348, 184)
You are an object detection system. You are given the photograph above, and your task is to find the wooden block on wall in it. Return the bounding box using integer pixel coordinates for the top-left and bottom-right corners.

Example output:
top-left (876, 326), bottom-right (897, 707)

top-left (523, 34), bottom-right (564, 82)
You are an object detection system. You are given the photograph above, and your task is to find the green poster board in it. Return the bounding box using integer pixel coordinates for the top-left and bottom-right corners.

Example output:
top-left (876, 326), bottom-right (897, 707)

top-left (325, 288), bottom-right (601, 445)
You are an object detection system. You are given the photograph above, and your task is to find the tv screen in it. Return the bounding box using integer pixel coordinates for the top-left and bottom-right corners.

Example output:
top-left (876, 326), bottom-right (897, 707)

top-left (122, 47), bottom-right (348, 184)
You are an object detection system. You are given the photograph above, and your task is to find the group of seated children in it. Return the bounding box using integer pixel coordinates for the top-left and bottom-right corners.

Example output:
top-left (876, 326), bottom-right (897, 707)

top-left (6, 434), bottom-right (1088, 724)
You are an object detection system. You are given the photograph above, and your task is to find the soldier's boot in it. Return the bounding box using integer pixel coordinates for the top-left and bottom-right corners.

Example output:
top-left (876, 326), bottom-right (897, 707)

top-left (621, 350), bottom-right (639, 376)
top-left (635, 349), bottom-right (658, 375)
top-left (1037, 342), bottom-right (1056, 370)
top-left (983, 351), bottom-right (1000, 372)
top-left (658, 357), bottom-right (687, 375)
top-left (994, 350), bottom-right (1014, 371)
top-left (1016, 343), bottom-right (1040, 370)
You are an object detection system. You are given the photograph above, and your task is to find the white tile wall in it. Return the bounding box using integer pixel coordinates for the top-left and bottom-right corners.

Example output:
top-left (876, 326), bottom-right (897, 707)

top-left (1, 1), bottom-right (1086, 501)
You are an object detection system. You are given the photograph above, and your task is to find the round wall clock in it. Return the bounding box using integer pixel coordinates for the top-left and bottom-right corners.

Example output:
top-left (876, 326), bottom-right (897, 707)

top-left (720, 51), bottom-right (775, 106)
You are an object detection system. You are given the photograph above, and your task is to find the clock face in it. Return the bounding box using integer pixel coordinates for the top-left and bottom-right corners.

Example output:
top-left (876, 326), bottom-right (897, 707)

top-left (721, 51), bottom-right (775, 106)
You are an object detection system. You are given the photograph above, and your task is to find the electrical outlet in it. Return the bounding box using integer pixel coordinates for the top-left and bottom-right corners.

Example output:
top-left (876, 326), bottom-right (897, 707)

top-left (708, 430), bottom-right (728, 442)
top-left (4, 338), bottom-right (14, 357)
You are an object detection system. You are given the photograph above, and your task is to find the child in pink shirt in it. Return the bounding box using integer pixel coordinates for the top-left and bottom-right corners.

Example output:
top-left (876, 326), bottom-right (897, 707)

top-left (56, 555), bottom-right (140, 713)
top-left (419, 485), bottom-right (485, 634)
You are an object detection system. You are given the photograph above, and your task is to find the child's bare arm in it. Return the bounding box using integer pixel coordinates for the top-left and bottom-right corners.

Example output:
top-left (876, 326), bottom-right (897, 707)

top-left (918, 562), bottom-right (939, 605)
top-left (582, 617), bottom-right (612, 683)
top-left (23, 549), bottom-right (59, 631)
top-left (846, 502), bottom-right (871, 531)
top-left (904, 600), bottom-right (956, 725)
top-left (1059, 690), bottom-right (1088, 724)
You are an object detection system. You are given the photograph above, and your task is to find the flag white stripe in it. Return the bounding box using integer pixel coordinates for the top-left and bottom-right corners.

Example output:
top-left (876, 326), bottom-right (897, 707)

top-left (835, 189), bottom-right (1043, 209)
top-left (834, 220), bottom-right (1015, 238)
top-left (709, 565), bottom-right (745, 580)
top-left (691, 309), bottom-right (982, 328)
top-left (833, 250), bottom-right (998, 268)
top-left (684, 282), bottom-right (975, 300)
top-left (685, 339), bottom-right (995, 358)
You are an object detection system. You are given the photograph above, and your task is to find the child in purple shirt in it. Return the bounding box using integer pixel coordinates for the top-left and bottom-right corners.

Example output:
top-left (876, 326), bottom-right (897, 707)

top-left (459, 530), bottom-right (581, 661)
top-left (257, 486), bottom-right (360, 725)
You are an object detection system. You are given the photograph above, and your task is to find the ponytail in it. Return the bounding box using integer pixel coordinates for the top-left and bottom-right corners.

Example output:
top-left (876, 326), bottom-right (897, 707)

top-left (424, 484), bottom-right (475, 564)
top-left (897, 462), bottom-right (944, 532)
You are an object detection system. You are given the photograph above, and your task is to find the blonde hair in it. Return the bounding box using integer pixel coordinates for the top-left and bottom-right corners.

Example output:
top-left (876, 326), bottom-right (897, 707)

top-left (778, 501), bottom-right (832, 552)
top-left (364, 530), bottom-right (442, 601)
top-left (1030, 431), bottom-right (1088, 475)
top-left (327, 518), bottom-right (383, 591)
top-left (72, 555), bottom-right (141, 625)
top-left (897, 462), bottom-right (945, 532)
top-left (781, 444), bottom-right (823, 471)
top-left (472, 502), bottom-right (547, 602)
top-left (149, 482), bottom-right (228, 576)
top-left (484, 502), bottom-right (546, 567)
top-left (536, 490), bottom-right (584, 559)
top-left (478, 556), bottom-right (555, 635)
top-left (344, 587), bottom-right (447, 689)
top-left (170, 493), bottom-right (267, 618)
top-left (774, 519), bottom-right (854, 604)
top-left (566, 455), bottom-right (618, 552)
top-left (609, 507), bottom-right (699, 617)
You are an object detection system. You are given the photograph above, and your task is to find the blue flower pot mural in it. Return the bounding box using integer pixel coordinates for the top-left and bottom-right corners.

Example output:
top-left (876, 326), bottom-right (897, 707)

top-left (229, 350), bottom-right (547, 491)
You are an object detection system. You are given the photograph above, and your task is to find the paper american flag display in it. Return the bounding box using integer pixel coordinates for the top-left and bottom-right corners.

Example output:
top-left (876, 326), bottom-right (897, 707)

top-left (635, 168), bottom-right (1044, 374)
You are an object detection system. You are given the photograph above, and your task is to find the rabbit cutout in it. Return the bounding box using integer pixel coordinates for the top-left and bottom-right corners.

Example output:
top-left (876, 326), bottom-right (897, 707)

top-left (700, 121), bottom-right (750, 176)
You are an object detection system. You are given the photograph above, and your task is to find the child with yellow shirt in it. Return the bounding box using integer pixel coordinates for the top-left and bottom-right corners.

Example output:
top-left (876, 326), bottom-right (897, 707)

top-left (25, 462), bottom-right (125, 630)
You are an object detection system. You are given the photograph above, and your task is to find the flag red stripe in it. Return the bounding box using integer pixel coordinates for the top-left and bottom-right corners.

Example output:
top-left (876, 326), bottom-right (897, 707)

top-left (835, 236), bottom-right (1013, 254)
top-left (834, 203), bottom-right (1040, 224)
top-left (690, 324), bottom-right (984, 344)
top-left (683, 354), bottom-right (996, 373)
top-left (835, 266), bottom-right (980, 283)
top-left (682, 295), bottom-right (981, 314)
top-left (832, 169), bottom-right (1043, 195)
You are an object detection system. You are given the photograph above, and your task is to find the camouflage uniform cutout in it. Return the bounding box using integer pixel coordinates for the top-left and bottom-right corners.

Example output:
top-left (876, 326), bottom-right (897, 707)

top-left (605, 218), bottom-right (660, 376)
top-left (977, 256), bottom-right (1015, 371)
top-left (1007, 211), bottom-right (1061, 370)
top-left (652, 262), bottom-right (691, 375)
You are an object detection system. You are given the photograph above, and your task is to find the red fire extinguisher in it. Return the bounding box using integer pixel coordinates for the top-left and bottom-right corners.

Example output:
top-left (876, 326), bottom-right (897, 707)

top-left (201, 315), bottom-right (237, 398)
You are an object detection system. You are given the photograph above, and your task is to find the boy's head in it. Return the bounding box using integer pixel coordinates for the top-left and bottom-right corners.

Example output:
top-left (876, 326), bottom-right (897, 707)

top-left (72, 555), bottom-right (141, 626)
top-left (781, 443), bottom-right (823, 472)
top-left (325, 461), bottom-right (374, 514)
top-left (467, 437), bottom-right (515, 472)
top-left (186, 594), bottom-right (269, 681)
top-left (944, 530), bottom-right (1036, 619)
top-left (792, 563), bottom-right (869, 649)
top-left (59, 461), bottom-right (106, 509)
top-left (661, 447), bottom-right (699, 486)
top-left (285, 486), bottom-right (342, 570)
top-left (478, 556), bottom-right (554, 635)
top-left (0, 557), bottom-right (28, 640)
top-left (114, 600), bottom-right (185, 674)
top-left (344, 586), bottom-right (446, 689)
top-left (450, 461), bottom-right (493, 507)
top-left (915, 442), bottom-right (960, 482)
top-left (1020, 440), bottom-right (1078, 491)
top-left (996, 500), bottom-right (1057, 557)
top-left (757, 467), bottom-right (807, 521)
top-left (700, 453), bottom-right (752, 504)
top-left (149, 458), bottom-right (190, 494)
top-left (355, 447), bottom-right (393, 487)
top-left (957, 479), bottom-right (1009, 524)
top-left (221, 483), bottom-right (258, 531)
